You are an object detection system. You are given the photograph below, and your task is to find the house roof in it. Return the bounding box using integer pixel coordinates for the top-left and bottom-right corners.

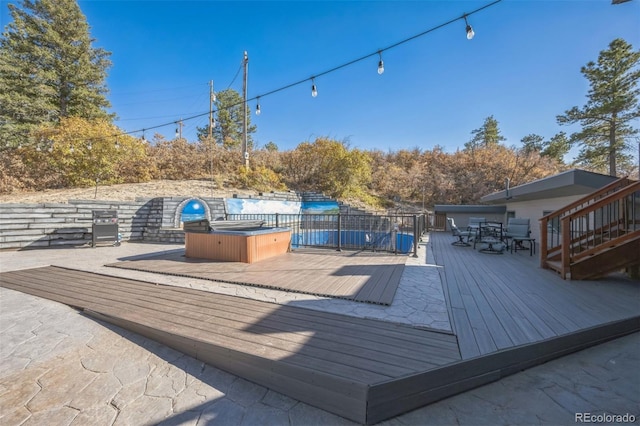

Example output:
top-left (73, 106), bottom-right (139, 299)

top-left (433, 205), bottom-right (506, 214)
top-left (480, 169), bottom-right (618, 204)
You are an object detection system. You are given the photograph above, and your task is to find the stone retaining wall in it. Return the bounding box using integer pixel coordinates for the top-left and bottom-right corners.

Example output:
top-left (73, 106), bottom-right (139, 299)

top-left (0, 199), bottom-right (154, 250)
top-left (0, 191), bottom-right (342, 250)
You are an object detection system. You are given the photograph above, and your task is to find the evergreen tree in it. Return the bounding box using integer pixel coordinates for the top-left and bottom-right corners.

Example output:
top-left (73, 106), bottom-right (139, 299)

top-left (197, 88), bottom-right (256, 150)
top-left (557, 38), bottom-right (640, 176)
top-left (464, 115), bottom-right (506, 151)
top-left (0, 0), bottom-right (112, 148)
top-left (520, 134), bottom-right (545, 154)
top-left (541, 132), bottom-right (571, 163)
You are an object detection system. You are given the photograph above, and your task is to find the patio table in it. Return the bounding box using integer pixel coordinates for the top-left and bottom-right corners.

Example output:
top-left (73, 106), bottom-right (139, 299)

top-left (477, 222), bottom-right (506, 254)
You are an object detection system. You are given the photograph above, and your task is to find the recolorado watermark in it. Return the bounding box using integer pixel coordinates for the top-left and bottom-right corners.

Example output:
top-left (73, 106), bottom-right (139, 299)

top-left (575, 412), bottom-right (636, 423)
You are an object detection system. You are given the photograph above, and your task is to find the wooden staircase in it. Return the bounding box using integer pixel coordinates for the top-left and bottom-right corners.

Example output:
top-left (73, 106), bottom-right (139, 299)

top-left (540, 177), bottom-right (640, 280)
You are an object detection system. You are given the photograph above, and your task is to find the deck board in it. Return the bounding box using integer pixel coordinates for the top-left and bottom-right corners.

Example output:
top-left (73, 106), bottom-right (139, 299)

top-left (431, 231), bottom-right (640, 359)
top-left (2, 233), bottom-right (638, 424)
top-left (0, 265), bottom-right (460, 424)
top-left (106, 248), bottom-right (406, 305)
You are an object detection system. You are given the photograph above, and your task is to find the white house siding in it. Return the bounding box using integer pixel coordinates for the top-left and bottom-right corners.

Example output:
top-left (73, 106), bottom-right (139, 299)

top-left (505, 195), bottom-right (585, 245)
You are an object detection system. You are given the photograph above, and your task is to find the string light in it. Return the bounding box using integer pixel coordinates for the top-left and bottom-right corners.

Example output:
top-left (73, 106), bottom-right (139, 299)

top-left (115, 137), bottom-right (120, 149)
top-left (30, 0), bottom-right (499, 146)
top-left (255, 97), bottom-right (261, 115)
top-left (87, 141), bottom-right (92, 150)
top-left (464, 15), bottom-right (475, 40)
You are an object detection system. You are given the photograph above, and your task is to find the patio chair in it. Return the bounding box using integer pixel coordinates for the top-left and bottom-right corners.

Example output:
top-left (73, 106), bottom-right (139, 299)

top-left (504, 218), bottom-right (535, 255)
top-left (467, 217), bottom-right (486, 247)
top-left (448, 218), bottom-right (472, 247)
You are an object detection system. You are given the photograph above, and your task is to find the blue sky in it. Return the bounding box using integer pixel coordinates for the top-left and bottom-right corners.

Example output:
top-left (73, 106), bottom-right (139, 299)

top-left (1, 0), bottom-right (639, 159)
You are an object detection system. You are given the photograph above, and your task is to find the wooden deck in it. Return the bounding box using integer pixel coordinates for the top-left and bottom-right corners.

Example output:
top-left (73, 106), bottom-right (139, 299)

top-left (431, 231), bottom-right (640, 359)
top-left (1, 235), bottom-right (639, 424)
top-left (106, 248), bottom-right (406, 305)
top-left (0, 266), bottom-right (460, 424)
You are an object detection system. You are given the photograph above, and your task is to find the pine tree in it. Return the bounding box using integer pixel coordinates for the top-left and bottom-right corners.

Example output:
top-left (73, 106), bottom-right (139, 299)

top-left (541, 132), bottom-right (571, 163)
top-left (557, 38), bottom-right (640, 176)
top-left (0, 0), bottom-right (112, 148)
top-left (464, 115), bottom-right (506, 151)
top-left (197, 88), bottom-right (256, 150)
top-left (520, 134), bottom-right (545, 154)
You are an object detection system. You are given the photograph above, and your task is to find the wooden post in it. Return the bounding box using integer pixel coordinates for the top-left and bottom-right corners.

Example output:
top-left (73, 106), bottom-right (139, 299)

top-left (561, 216), bottom-right (571, 279)
top-left (540, 217), bottom-right (548, 268)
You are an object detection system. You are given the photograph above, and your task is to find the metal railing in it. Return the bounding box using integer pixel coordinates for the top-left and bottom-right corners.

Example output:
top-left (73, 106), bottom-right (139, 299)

top-left (226, 213), bottom-right (427, 256)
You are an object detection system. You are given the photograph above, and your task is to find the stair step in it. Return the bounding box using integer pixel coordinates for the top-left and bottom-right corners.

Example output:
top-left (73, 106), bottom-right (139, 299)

top-left (545, 260), bottom-right (562, 273)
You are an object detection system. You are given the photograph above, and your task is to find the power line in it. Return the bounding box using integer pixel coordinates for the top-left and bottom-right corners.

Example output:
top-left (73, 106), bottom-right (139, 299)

top-left (226, 60), bottom-right (243, 89)
top-left (33, 0), bottom-right (503, 145)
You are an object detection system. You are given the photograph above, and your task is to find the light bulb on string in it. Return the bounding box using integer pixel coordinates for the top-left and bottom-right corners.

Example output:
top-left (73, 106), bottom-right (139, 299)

top-left (115, 138), bottom-right (120, 149)
top-left (256, 97), bottom-right (261, 115)
top-left (311, 78), bottom-right (318, 98)
top-left (69, 145), bottom-right (74, 153)
top-left (87, 141), bottom-right (92, 151)
top-left (464, 15), bottom-right (475, 40)
top-left (377, 51), bottom-right (384, 75)
top-left (141, 130), bottom-right (146, 143)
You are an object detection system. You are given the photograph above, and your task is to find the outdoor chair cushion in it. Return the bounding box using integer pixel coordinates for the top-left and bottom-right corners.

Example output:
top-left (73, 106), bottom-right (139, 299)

top-left (448, 218), bottom-right (472, 247)
top-left (504, 218), bottom-right (530, 239)
top-left (504, 224), bottom-right (530, 238)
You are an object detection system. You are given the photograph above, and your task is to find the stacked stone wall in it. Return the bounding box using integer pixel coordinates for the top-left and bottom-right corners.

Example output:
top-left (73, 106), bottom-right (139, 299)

top-left (0, 199), bottom-right (156, 250)
top-left (0, 191), bottom-right (348, 250)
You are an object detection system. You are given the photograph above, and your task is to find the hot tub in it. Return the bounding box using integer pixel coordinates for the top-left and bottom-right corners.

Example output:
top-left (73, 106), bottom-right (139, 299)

top-left (185, 227), bottom-right (291, 263)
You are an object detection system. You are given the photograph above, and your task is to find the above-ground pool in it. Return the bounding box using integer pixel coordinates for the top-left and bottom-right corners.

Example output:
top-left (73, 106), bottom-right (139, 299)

top-left (291, 230), bottom-right (414, 254)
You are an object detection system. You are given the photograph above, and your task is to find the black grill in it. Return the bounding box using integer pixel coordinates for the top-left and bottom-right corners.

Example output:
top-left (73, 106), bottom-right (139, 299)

top-left (92, 210), bottom-right (119, 247)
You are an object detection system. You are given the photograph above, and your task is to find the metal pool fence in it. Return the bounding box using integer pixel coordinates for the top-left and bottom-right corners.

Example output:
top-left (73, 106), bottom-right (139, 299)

top-left (226, 213), bottom-right (428, 256)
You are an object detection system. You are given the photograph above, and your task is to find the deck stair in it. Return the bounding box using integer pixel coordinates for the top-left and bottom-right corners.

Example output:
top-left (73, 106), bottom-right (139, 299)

top-left (540, 177), bottom-right (640, 279)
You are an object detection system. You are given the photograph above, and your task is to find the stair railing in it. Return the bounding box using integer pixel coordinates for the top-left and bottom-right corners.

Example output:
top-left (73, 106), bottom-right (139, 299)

top-left (558, 181), bottom-right (640, 278)
top-left (540, 176), bottom-right (633, 268)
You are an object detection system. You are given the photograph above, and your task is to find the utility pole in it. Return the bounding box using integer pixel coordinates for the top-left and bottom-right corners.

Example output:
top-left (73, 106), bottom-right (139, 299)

top-left (209, 80), bottom-right (215, 140)
top-left (242, 51), bottom-right (249, 170)
top-left (175, 119), bottom-right (183, 140)
top-left (209, 80), bottom-right (215, 197)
